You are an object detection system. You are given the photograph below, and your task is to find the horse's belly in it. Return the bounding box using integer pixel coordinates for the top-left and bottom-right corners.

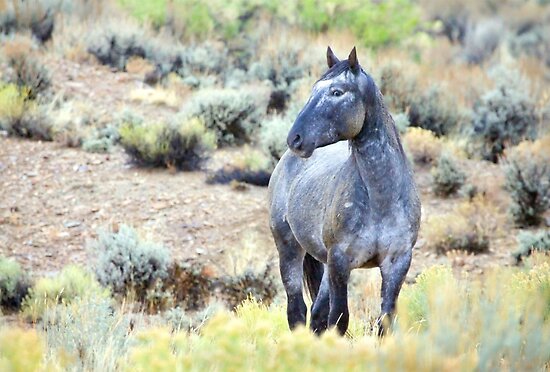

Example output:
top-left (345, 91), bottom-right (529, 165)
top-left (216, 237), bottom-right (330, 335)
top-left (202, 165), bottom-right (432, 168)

top-left (283, 144), bottom-right (351, 262)
top-left (286, 191), bottom-right (330, 263)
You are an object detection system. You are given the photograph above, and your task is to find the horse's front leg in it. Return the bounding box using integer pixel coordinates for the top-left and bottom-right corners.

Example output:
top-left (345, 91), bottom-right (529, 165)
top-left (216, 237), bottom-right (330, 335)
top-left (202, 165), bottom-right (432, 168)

top-left (377, 249), bottom-right (412, 336)
top-left (327, 246), bottom-right (351, 335)
top-left (273, 228), bottom-right (307, 329)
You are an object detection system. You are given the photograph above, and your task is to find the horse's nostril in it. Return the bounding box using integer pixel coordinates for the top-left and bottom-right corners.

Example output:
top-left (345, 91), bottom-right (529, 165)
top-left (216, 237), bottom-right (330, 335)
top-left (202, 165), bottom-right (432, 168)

top-left (292, 134), bottom-right (303, 148)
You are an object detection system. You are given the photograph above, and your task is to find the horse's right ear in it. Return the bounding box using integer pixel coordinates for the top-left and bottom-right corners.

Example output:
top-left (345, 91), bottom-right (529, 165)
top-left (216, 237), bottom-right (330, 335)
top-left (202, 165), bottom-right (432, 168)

top-left (348, 46), bottom-right (359, 71)
top-left (326, 46), bottom-right (340, 68)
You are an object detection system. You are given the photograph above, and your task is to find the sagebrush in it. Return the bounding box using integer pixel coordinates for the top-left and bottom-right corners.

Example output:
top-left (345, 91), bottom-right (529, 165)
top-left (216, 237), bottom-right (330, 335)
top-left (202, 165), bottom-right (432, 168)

top-left (119, 117), bottom-right (215, 170)
top-left (431, 152), bottom-right (466, 196)
top-left (182, 88), bottom-right (266, 146)
top-left (513, 230), bottom-right (550, 264)
top-left (504, 136), bottom-right (550, 227)
top-left (471, 66), bottom-right (537, 162)
top-left (89, 224), bottom-right (171, 303)
top-left (0, 256), bottom-right (30, 311)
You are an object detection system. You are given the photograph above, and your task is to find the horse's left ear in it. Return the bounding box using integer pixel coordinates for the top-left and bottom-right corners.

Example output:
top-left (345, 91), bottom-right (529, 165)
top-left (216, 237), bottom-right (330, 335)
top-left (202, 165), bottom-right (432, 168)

top-left (327, 46), bottom-right (340, 68)
top-left (348, 47), bottom-right (359, 71)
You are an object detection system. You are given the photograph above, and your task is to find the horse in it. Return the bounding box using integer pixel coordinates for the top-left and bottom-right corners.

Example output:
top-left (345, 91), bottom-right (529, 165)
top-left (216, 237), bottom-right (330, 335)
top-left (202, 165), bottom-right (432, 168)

top-left (268, 47), bottom-right (421, 336)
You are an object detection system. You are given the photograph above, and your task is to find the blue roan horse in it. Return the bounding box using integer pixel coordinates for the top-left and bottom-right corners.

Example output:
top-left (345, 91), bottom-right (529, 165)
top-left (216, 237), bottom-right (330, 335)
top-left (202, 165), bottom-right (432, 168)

top-left (268, 47), bottom-right (421, 336)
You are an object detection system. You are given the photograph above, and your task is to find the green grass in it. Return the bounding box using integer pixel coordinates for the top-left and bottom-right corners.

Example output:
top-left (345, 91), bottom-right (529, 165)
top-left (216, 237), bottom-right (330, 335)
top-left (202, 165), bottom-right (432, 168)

top-left (117, 0), bottom-right (421, 47)
top-left (117, 0), bottom-right (168, 27)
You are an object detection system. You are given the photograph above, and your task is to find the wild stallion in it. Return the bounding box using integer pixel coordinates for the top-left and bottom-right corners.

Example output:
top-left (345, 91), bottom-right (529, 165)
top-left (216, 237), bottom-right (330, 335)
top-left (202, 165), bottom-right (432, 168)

top-left (268, 47), bottom-right (421, 336)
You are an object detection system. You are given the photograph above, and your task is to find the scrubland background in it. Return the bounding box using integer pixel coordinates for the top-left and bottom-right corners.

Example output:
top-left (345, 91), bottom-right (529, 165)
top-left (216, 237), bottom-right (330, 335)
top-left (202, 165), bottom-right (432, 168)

top-left (0, 0), bottom-right (549, 370)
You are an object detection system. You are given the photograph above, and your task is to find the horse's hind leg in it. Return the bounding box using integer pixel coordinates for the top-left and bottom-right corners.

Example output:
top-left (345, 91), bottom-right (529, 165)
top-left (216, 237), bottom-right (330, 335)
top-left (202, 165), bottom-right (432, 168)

top-left (272, 222), bottom-right (307, 329)
top-left (310, 268), bottom-right (329, 334)
top-left (377, 250), bottom-right (412, 336)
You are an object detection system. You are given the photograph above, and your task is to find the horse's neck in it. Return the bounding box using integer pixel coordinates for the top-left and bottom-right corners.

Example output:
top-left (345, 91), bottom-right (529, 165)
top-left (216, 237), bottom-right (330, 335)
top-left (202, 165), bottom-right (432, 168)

top-left (350, 96), bottom-right (408, 204)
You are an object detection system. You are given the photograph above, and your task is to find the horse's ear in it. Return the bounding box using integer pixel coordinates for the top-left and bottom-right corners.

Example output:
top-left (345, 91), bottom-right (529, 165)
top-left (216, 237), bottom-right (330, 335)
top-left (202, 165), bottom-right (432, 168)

top-left (326, 46), bottom-right (340, 68)
top-left (348, 46), bottom-right (359, 70)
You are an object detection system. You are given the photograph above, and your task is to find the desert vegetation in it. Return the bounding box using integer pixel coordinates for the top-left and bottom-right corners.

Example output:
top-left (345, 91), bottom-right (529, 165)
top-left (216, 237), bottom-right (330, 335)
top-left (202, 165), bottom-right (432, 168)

top-left (0, 259), bottom-right (549, 370)
top-left (0, 0), bottom-right (549, 370)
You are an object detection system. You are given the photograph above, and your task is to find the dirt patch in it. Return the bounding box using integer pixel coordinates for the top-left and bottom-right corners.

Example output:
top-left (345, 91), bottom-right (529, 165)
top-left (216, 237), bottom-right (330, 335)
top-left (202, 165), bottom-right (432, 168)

top-left (0, 137), bottom-right (272, 276)
top-left (45, 56), bottom-right (183, 124)
top-left (0, 135), bottom-right (519, 281)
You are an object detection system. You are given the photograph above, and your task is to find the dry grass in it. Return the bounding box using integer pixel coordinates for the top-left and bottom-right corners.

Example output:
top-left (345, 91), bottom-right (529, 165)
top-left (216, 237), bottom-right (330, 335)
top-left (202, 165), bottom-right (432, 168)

top-left (372, 39), bottom-right (490, 108)
top-left (125, 57), bottom-right (155, 75)
top-left (50, 15), bottom-right (95, 63)
top-left (464, 159), bottom-right (508, 206)
top-left (506, 133), bottom-right (550, 159)
top-left (403, 127), bottom-right (443, 166)
top-left (50, 100), bottom-right (98, 147)
top-left (212, 231), bottom-right (277, 278)
top-left (129, 87), bottom-right (180, 108)
top-left (423, 196), bottom-right (503, 254)
top-left (1, 259), bottom-right (549, 371)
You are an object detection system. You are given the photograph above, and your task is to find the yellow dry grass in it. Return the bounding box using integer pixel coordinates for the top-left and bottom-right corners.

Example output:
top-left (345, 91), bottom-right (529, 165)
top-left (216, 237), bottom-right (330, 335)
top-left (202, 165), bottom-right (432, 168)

top-left (129, 87), bottom-right (180, 108)
top-left (422, 196), bottom-right (504, 254)
top-left (403, 127), bottom-right (442, 165)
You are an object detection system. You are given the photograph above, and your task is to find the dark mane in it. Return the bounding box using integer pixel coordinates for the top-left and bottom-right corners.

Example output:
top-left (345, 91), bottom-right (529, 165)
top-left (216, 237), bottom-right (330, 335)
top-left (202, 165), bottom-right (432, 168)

top-left (318, 60), bottom-right (367, 81)
top-left (319, 60), bottom-right (351, 81)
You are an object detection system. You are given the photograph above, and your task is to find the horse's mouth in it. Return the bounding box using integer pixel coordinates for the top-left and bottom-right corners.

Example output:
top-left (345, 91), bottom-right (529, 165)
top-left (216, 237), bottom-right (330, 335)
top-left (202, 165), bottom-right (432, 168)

top-left (290, 146), bottom-right (315, 158)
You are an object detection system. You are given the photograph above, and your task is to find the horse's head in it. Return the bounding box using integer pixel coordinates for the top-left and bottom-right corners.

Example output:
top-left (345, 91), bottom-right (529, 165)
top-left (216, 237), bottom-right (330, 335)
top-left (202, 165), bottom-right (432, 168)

top-left (287, 47), bottom-right (376, 158)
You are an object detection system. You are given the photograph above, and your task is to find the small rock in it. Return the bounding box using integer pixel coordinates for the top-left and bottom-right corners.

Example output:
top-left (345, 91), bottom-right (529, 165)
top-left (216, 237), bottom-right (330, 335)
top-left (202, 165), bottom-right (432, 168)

top-left (64, 220), bottom-right (81, 228)
top-left (152, 202), bottom-right (169, 210)
top-left (73, 164), bottom-right (88, 172)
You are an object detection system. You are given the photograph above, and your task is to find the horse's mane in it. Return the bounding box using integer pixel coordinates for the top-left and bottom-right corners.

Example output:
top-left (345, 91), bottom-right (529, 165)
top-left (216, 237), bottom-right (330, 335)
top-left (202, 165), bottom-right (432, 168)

top-left (319, 59), bottom-right (370, 81)
top-left (319, 60), bottom-right (355, 81)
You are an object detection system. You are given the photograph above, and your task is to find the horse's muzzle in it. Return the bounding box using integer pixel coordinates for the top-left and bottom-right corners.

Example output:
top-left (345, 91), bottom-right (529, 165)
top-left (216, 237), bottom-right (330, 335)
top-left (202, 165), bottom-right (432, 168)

top-left (287, 132), bottom-right (315, 158)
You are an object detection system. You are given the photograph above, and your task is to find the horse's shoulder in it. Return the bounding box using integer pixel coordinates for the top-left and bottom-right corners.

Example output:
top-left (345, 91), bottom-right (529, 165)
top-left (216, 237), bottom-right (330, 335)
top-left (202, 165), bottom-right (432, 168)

top-left (301, 142), bottom-right (350, 174)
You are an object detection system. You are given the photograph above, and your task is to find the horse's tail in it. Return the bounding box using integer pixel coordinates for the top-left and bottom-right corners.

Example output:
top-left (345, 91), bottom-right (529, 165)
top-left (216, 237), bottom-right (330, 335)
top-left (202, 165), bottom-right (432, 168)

top-left (303, 253), bottom-right (324, 302)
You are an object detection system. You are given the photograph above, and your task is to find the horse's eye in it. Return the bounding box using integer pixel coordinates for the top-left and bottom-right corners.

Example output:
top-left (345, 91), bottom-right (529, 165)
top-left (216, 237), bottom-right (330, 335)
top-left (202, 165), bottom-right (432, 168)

top-left (332, 89), bottom-right (344, 97)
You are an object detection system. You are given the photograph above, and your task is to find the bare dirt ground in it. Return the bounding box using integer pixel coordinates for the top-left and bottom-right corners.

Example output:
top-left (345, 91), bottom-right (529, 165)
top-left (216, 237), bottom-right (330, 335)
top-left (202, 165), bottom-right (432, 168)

top-left (0, 57), bottom-right (520, 281)
top-left (0, 135), bottom-right (518, 281)
top-left (0, 136), bottom-right (273, 277)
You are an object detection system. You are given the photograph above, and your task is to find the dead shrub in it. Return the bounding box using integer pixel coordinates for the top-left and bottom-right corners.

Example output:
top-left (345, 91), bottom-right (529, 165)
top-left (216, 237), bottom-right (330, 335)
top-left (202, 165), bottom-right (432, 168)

top-left (164, 261), bottom-right (214, 311)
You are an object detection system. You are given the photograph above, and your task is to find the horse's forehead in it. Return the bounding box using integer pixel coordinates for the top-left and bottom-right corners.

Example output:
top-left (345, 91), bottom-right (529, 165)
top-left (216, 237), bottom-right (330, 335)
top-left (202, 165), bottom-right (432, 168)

top-left (313, 72), bottom-right (349, 92)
